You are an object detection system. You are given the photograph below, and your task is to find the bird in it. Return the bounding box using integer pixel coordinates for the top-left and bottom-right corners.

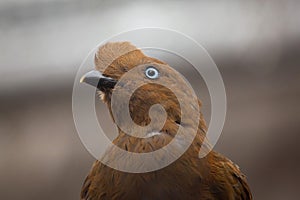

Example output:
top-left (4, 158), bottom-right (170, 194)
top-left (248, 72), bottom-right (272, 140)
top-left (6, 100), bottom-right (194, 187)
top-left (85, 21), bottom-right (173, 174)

top-left (80, 41), bottom-right (252, 200)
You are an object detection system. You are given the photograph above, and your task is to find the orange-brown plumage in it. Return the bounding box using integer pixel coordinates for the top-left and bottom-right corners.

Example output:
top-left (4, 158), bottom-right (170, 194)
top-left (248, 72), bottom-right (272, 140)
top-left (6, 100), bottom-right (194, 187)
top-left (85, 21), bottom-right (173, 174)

top-left (80, 42), bottom-right (252, 200)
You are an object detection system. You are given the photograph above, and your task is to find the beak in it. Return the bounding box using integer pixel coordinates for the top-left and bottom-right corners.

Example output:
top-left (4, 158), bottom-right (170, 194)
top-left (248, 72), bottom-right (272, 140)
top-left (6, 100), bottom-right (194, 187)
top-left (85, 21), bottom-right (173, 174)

top-left (80, 70), bottom-right (117, 91)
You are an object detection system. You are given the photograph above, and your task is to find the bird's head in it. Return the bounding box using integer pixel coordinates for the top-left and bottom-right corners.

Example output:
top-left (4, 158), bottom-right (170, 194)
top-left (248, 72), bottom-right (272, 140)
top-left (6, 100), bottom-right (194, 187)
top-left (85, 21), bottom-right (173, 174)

top-left (81, 42), bottom-right (205, 140)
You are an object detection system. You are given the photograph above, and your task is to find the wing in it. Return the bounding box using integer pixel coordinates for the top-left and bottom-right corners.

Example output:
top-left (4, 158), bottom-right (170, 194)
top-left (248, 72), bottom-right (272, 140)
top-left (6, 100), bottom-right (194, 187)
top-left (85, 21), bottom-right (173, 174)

top-left (80, 174), bottom-right (92, 200)
top-left (80, 161), bottom-right (102, 200)
top-left (209, 152), bottom-right (253, 200)
top-left (225, 159), bottom-right (252, 200)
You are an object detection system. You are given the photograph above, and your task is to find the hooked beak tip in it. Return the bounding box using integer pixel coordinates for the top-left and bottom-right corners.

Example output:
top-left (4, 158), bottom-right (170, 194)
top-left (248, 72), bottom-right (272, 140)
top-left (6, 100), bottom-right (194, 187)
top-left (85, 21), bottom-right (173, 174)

top-left (80, 70), bottom-right (117, 90)
top-left (79, 75), bottom-right (86, 83)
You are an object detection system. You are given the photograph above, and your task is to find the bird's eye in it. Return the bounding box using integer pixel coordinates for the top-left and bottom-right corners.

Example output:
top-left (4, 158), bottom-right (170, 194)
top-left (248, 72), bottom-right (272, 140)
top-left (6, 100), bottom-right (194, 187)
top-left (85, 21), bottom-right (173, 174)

top-left (145, 67), bottom-right (159, 79)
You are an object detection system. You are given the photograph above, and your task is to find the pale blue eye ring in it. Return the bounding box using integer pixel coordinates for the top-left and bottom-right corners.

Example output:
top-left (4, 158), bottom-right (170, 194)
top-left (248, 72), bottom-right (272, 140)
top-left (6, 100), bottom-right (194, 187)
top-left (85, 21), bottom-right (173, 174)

top-left (145, 67), bottom-right (159, 79)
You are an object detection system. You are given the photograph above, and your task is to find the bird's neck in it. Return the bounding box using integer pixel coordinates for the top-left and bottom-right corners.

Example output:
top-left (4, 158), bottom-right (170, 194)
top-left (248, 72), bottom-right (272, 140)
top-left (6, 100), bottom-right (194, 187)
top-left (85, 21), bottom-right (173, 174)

top-left (112, 115), bottom-right (208, 155)
top-left (105, 98), bottom-right (209, 154)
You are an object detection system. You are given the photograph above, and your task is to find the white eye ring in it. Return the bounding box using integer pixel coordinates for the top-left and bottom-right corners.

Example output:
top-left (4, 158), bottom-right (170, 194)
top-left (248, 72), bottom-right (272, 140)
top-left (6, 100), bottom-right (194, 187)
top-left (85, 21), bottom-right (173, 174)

top-left (145, 67), bottom-right (159, 79)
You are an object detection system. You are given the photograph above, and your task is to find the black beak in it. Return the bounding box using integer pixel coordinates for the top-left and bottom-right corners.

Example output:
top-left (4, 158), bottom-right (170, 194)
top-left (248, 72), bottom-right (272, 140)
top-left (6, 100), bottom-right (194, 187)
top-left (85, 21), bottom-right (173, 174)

top-left (80, 70), bottom-right (117, 91)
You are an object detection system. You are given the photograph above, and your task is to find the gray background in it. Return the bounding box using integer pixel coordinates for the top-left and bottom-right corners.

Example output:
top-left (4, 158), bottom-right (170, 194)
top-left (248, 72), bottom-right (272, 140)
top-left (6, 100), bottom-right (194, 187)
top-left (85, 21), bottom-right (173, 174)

top-left (0, 0), bottom-right (299, 199)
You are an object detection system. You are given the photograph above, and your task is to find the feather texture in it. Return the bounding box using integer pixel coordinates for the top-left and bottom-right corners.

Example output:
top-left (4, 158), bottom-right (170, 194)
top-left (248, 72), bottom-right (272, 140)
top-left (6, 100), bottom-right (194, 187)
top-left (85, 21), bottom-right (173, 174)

top-left (80, 42), bottom-right (252, 200)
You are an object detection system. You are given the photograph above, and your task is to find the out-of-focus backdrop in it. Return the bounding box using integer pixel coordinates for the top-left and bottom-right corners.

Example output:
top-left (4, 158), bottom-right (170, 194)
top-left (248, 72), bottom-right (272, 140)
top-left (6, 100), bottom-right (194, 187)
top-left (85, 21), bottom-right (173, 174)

top-left (0, 0), bottom-right (299, 199)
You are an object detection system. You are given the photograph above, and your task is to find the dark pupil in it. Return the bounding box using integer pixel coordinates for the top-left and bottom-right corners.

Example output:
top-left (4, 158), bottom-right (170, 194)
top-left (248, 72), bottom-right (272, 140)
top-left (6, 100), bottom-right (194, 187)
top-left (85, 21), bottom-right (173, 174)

top-left (147, 69), bottom-right (155, 77)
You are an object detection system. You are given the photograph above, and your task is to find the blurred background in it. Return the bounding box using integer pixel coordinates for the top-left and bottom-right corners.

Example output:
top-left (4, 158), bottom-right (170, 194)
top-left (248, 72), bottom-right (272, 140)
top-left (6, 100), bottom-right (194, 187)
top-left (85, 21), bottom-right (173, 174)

top-left (0, 0), bottom-right (300, 199)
